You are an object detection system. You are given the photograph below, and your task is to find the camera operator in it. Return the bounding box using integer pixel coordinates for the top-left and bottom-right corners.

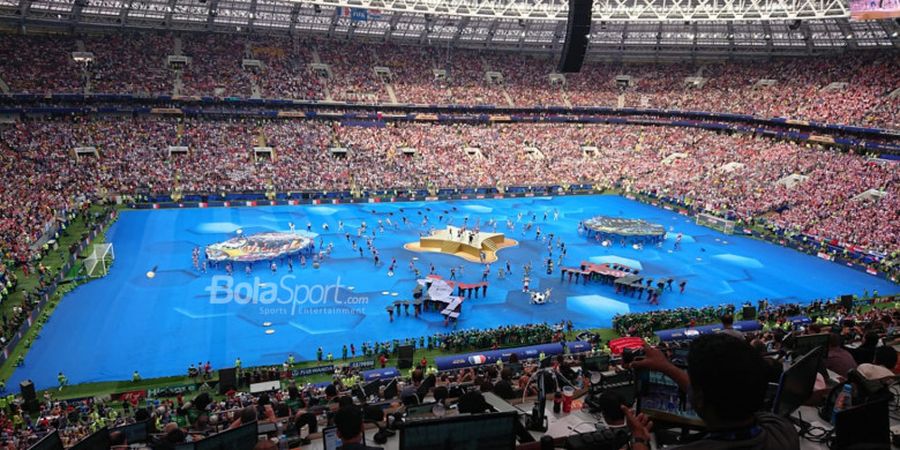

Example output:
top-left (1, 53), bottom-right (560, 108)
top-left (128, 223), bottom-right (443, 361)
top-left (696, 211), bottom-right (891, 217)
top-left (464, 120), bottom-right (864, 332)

top-left (622, 334), bottom-right (800, 450)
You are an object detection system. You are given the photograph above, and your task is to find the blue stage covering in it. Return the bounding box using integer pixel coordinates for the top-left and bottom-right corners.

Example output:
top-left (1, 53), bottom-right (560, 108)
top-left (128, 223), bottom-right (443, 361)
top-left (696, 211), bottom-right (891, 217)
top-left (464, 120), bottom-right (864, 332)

top-left (10, 195), bottom-right (897, 390)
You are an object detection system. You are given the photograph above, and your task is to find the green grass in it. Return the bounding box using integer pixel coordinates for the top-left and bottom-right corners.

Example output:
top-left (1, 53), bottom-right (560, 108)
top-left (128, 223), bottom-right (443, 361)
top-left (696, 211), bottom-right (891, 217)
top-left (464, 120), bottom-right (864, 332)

top-left (44, 332), bottom-right (627, 401)
top-left (0, 205), bottom-right (109, 384)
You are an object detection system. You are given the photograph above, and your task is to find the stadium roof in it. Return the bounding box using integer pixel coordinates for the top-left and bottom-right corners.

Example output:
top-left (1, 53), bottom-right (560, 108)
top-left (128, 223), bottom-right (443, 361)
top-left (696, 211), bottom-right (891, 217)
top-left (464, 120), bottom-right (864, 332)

top-left (1, 0), bottom-right (898, 54)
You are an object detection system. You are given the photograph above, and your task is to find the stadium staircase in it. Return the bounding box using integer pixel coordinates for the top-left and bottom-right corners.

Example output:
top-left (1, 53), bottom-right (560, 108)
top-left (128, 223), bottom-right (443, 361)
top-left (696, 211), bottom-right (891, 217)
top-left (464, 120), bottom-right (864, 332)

top-left (243, 42), bottom-right (263, 99)
top-left (76, 38), bottom-right (91, 94)
top-left (82, 65), bottom-right (92, 95)
top-left (384, 84), bottom-right (399, 104)
top-left (256, 130), bottom-right (267, 147)
top-left (171, 38), bottom-right (185, 96)
top-left (0, 77), bottom-right (9, 94)
top-left (172, 73), bottom-right (183, 97)
top-left (501, 90), bottom-right (515, 107)
top-left (309, 48), bottom-right (333, 101)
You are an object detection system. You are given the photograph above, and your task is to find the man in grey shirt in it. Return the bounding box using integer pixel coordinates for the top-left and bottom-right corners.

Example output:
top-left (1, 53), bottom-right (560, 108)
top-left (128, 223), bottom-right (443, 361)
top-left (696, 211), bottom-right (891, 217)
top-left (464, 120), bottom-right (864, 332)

top-left (719, 314), bottom-right (745, 341)
top-left (623, 334), bottom-right (799, 450)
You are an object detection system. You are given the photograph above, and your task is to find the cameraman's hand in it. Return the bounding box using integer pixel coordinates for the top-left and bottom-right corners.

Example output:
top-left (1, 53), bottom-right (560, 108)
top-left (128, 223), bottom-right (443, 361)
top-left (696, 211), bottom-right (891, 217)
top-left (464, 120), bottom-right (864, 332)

top-left (621, 405), bottom-right (653, 442)
top-left (630, 344), bottom-right (671, 372)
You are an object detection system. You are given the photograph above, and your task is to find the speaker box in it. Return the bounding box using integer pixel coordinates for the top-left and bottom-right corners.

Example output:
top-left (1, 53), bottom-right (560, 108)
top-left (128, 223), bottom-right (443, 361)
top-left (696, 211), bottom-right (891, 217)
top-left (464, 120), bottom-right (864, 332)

top-left (557, 0), bottom-right (593, 73)
top-left (218, 367), bottom-right (237, 394)
top-left (20, 380), bottom-right (38, 412)
top-left (742, 306), bottom-right (756, 321)
top-left (397, 345), bottom-right (415, 370)
top-left (840, 294), bottom-right (853, 311)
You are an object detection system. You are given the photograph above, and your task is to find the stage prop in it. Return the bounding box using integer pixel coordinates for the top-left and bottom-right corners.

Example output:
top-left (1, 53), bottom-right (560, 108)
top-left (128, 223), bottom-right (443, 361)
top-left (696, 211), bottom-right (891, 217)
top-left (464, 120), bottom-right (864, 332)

top-left (582, 216), bottom-right (666, 245)
top-left (414, 275), bottom-right (486, 323)
top-left (404, 226), bottom-right (517, 263)
top-left (205, 231), bottom-right (315, 262)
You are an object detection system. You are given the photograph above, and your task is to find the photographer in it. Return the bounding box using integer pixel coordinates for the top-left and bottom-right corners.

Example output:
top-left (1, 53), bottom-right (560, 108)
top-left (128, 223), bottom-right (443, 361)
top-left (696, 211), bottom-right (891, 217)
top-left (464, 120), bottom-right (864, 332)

top-left (623, 334), bottom-right (799, 449)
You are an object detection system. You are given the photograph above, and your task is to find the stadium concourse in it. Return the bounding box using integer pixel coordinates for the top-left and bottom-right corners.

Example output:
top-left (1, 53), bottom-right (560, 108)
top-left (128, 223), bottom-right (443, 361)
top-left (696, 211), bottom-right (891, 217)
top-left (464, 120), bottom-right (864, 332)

top-left (0, 17), bottom-right (898, 450)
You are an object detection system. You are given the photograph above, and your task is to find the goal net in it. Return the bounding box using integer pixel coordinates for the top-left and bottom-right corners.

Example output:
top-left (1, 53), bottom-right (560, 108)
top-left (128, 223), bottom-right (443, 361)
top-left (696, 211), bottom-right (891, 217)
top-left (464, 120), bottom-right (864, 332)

top-left (85, 243), bottom-right (115, 277)
top-left (696, 213), bottom-right (735, 235)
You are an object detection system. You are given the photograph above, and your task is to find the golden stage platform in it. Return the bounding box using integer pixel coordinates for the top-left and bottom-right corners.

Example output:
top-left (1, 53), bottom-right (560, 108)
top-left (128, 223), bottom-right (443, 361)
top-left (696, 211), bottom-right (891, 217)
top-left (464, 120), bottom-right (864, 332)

top-left (404, 226), bottom-right (518, 263)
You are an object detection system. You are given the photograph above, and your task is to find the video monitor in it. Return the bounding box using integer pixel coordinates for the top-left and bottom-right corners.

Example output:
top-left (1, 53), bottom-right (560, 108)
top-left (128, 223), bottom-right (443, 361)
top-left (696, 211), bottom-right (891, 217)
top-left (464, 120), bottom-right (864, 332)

top-left (636, 370), bottom-right (704, 427)
top-left (194, 421), bottom-right (259, 450)
top-left (27, 431), bottom-right (63, 450)
top-left (110, 420), bottom-right (150, 444)
top-left (773, 346), bottom-right (824, 417)
top-left (71, 428), bottom-right (110, 450)
top-left (399, 412), bottom-right (517, 450)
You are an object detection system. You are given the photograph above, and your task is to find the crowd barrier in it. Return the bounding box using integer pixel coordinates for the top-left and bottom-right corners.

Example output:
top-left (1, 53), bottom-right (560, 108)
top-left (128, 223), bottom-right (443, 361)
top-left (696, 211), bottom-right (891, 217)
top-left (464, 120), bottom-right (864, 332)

top-left (434, 341), bottom-right (591, 371)
top-left (654, 320), bottom-right (763, 342)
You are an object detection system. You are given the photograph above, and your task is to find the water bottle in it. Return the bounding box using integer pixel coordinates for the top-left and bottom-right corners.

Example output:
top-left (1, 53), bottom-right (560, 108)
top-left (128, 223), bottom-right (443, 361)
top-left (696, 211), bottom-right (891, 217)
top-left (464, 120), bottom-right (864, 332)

top-left (275, 421), bottom-right (288, 450)
top-left (831, 384), bottom-right (853, 425)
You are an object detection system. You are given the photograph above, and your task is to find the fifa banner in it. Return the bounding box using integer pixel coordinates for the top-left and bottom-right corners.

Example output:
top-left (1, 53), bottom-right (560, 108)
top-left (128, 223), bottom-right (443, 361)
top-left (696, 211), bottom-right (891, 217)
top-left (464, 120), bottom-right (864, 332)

top-left (339, 7), bottom-right (382, 21)
top-left (434, 341), bottom-right (591, 371)
top-left (361, 367), bottom-right (401, 382)
top-left (655, 320), bottom-right (762, 342)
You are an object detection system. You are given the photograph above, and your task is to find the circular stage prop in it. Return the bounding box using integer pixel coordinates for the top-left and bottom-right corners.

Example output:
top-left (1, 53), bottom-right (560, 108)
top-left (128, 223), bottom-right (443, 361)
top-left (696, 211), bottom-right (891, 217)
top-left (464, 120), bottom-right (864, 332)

top-left (582, 216), bottom-right (666, 245)
top-left (205, 231), bottom-right (314, 263)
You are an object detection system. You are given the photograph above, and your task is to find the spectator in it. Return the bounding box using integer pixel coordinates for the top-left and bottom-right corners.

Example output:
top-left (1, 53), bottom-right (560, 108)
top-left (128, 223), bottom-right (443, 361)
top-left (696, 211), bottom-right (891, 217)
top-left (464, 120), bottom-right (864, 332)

top-left (824, 333), bottom-right (858, 379)
top-left (334, 406), bottom-right (382, 450)
top-left (719, 314), bottom-right (744, 340)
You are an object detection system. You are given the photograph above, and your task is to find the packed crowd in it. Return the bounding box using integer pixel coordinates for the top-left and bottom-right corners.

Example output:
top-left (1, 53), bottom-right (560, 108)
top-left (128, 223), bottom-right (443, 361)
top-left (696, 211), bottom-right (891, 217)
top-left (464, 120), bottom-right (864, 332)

top-left (0, 31), bottom-right (897, 128)
top-left (3, 297), bottom-right (900, 449)
top-left (1, 119), bottom-right (897, 265)
top-left (612, 293), bottom-right (895, 338)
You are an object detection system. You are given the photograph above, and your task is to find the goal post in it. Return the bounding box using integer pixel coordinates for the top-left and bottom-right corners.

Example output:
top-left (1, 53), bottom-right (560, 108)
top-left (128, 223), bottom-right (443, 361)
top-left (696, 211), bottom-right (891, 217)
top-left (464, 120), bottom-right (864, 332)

top-left (696, 213), bottom-right (735, 235)
top-left (85, 243), bottom-right (115, 277)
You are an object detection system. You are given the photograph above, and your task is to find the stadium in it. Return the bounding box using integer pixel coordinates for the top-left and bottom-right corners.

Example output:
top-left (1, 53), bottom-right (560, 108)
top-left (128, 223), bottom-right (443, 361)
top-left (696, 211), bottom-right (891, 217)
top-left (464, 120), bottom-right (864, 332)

top-left (0, 0), bottom-right (898, 446)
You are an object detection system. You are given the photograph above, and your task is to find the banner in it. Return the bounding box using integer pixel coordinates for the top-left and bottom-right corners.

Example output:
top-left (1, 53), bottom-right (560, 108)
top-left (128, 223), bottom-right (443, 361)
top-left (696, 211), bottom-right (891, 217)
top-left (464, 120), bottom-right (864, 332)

top-left (293, 364), bottom-right (335, 378)
top-left (434, 341), bottom-right (590, 371)
top-left (654, 321), bottom-right (761, 342)
top-left (361, 367), bottom-right (400, 381)
top-left (339, 7), bottom-right (381, 21)
top-left (147, 381), bottom-right (217, 398)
